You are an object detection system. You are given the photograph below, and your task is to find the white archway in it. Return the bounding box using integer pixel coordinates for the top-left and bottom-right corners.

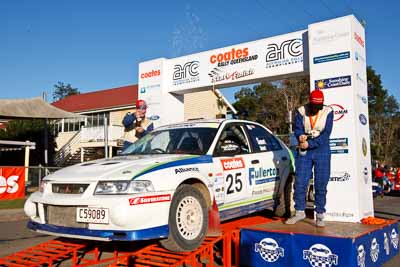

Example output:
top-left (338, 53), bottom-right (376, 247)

top-left (138, 15), bottom-right (372, 222)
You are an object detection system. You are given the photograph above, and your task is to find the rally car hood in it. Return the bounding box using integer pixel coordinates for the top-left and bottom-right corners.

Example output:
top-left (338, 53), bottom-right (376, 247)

top-left (45, 154), bottom-right (195, 182)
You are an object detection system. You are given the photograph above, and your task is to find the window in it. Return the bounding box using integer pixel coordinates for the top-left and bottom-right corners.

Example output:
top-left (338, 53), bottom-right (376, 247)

top-left (121, 127), bottom-right (218, 155)
top-left (214, 124), bottom-right (250, 156)
top-left (246, 124), bottom-right (282, 152)
top-left (86, 113), bottom-right (110, 128)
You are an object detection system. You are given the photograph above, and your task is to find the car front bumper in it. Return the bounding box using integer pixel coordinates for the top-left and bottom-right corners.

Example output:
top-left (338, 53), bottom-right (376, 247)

top-left (27, 220), bottom-right (168, 241)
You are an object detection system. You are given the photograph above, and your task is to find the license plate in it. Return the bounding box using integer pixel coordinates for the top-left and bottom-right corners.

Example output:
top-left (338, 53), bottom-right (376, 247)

top-left (76, 207), bottom-right (109, 224)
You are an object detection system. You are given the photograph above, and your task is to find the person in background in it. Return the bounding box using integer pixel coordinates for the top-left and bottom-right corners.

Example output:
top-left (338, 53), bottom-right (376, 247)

top-left (121, 99), bottom-right (154, 150)
top-left (285, 89), bottom-right (333, 227)
top-left (374, 163), bottom-right (385, 187)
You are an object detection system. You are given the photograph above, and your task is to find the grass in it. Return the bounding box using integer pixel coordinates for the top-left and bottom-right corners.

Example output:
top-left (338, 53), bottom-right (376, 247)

top-left (0, 198), bottom-right (26, 209)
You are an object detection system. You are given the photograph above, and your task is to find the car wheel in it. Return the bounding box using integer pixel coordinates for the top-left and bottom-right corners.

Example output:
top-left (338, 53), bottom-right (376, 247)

top-left (308, 184), bottom-right (315, 202)
top-left (160, 184), bottom-right (208, 252)
top-left (274, 174), bottom-right (294, 218)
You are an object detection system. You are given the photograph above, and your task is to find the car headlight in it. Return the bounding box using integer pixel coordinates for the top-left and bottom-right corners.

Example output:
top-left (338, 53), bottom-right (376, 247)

top-left (94, 180), bottom-right (154, 195)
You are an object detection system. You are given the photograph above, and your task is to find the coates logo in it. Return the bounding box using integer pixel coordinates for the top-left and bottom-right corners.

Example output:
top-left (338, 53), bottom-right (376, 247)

top-left (221, 158), bottom-right (245, 171)
top-left (266, 38), bottom-right (303, 68)
top-left (354, 32), bottom-right (365, 48)
top-left (129, 194), bottom-right (171, 206)
top-left (329, 104), bottom-right (348, 121)
top-left (140, 69), bottom-right (161, 79)
top-left (210, 47), bottom-right (249, 64)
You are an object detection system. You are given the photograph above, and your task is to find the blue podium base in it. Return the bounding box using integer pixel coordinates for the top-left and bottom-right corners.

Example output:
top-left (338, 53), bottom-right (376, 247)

top-left (240, 219), bottom-right (399, 267)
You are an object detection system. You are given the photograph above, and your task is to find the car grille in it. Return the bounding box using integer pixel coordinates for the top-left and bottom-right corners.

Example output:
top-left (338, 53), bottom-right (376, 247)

top-left (52, 184), bottom-right (89, 194)
top-left (45, 205), bottom-right (88, 228)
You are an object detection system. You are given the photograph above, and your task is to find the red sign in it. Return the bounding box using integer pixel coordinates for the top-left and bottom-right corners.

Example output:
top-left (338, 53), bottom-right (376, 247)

top-left (220, 158), bottom-right (245, 171)
top-left (210, 47), bottom-right (249, 64)
top-left (354, 32), bottom-right (365, 48)
top-left (140, 69), bottom-right (161, 79)
top-left (329, 104), bottom-right (348, 121)
top-left (0, 167), bottom-right (25, 200)
top-left (129, 194), bottom-right (171, 206)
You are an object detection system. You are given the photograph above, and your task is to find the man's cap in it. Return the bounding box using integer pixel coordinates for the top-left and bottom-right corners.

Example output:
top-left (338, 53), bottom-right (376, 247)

top-left (136, 99), bottom-right (147, 110)
top-left (309, 90), bottom-right (324, 104)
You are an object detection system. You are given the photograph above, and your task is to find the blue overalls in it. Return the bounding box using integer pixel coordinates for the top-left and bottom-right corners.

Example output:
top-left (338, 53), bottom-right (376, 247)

top-left (122, 113), bottom-right (154, 150)
top-left (294, 108), bottom-right (333, 214)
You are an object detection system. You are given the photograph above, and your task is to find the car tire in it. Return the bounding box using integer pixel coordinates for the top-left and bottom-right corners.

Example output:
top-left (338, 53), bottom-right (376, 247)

top-left (274, 174), bottom-right (294, 218)
top-left (160, 184), bottom-right (208, 252)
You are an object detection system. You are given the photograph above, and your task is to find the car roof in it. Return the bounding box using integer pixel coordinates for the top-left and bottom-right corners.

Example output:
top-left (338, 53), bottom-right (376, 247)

top-left (155, 118), bottom-right (258, 131)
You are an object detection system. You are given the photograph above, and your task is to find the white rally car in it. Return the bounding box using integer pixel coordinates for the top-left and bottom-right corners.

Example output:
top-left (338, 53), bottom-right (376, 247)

top-left (25, 119), bottom-right (294, 251)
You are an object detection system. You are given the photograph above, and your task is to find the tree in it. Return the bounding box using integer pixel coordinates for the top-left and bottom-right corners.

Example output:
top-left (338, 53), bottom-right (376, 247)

top-left (233, 76), bottom-right (309, 135)
top-left (367, 66), bottom-right (400, 165)
top-left (0, 119), bottom-right (56, 166)
top-left (52, 82), bottom-right (79, 101)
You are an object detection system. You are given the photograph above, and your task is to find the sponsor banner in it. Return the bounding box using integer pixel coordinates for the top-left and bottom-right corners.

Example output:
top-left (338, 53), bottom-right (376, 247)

top-left (240, 221), bottom-right (399, 266)
top-left (173, 61), bottom-right (200, 86)
top-left (265, 38), bottom-right (303, 69)
top-left (163, 30), bottom-right (306, 92)
top-left (330, 138), bottom-right (349, 154)
top-left (359, 114), bottom-right (368, 125)
top-left (309, 15), bottom-right (373, 222)
top-left (330, 171), bottom-right (351, 182)
top-left (0, 167), bottom-right (25, 200)
top-left (314, 75), bottom-right (351, 90)
top-left (175, 167), bottom-right (199, 174)
top-left (329, 104), bottom-right (348, 121)
top-left (220, 158), bottom-right (245, 171)
top-left (313, 51), bottom-right (350, 64)
top-left (129, 194), bottom-right (171, 206)
top-left (249, 167), bottom-right (279, 185)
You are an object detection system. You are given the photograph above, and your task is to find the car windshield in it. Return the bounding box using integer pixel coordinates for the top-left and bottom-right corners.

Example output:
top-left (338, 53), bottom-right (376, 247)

top-left (121, 127), bottom-right (218, 155)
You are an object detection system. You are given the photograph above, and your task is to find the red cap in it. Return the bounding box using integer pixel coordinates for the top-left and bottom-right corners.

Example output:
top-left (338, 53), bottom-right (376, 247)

top-left (136, 99), bottom-right (147, 110)
top-left (309, 90), bottom-right (324, 104)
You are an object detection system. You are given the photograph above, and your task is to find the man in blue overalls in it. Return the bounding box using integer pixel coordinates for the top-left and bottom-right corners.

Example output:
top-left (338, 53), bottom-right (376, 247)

top-left (121, 99), bottom-right (154, 150)
top-left (286, 90), bottom-right (333, 227)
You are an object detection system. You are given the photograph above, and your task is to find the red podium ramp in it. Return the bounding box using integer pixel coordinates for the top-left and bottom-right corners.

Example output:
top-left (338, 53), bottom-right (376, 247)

top-left (240, 219), bottom-right (399, 267)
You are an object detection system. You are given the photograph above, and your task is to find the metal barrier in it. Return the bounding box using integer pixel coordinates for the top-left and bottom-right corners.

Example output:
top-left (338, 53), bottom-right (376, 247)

top-left (0, 215), bottom-right (277, 267)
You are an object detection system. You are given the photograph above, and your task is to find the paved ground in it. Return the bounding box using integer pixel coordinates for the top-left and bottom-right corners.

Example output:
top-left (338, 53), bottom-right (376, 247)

top-left (0, 195), bottom-right (399, 266)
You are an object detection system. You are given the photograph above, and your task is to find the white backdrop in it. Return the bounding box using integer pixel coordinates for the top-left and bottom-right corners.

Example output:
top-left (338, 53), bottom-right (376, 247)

top-left (138, 15), bottom-right (373, 222)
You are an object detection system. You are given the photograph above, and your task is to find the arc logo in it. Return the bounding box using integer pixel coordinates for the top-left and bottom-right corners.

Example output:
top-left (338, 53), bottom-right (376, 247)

top-left (329, 104), bottom-right (348, 121)
top-left (173, 61), bottom-right (200, 86)
top-left (266, 39), bottom-right (303, 61)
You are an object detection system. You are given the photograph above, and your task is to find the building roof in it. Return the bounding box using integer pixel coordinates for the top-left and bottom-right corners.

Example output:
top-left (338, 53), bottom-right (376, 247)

top-left (0, 97), bottom-right (85, 119)
top-left (52, 85), bottom-right (138, 113)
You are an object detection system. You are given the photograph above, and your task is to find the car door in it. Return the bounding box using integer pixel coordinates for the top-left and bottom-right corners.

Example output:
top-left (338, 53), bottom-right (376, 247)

top-left (213, 123), bottom-right (254, 206)
top-left (244, 123), bottom-right (290, 201)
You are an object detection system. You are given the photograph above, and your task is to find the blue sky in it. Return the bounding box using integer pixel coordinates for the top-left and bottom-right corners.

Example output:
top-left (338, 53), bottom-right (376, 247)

top-left (0, 0), bottom-right (399, 103)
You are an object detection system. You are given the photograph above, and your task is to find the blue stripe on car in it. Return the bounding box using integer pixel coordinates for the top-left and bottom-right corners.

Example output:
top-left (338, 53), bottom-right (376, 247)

top-left (132, 155), bottom-right (213, 179)
top-left (27, 221), bottom-right (169, 241)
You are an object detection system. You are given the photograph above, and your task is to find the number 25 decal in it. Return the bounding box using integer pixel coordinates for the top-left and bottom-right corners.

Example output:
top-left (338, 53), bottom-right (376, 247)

top-left (226, 173), bottom-right (242, 194)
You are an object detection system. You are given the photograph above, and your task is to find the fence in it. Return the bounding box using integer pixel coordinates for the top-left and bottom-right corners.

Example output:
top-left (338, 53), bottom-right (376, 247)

top-left (0, 165), bottom-right (61, 194)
